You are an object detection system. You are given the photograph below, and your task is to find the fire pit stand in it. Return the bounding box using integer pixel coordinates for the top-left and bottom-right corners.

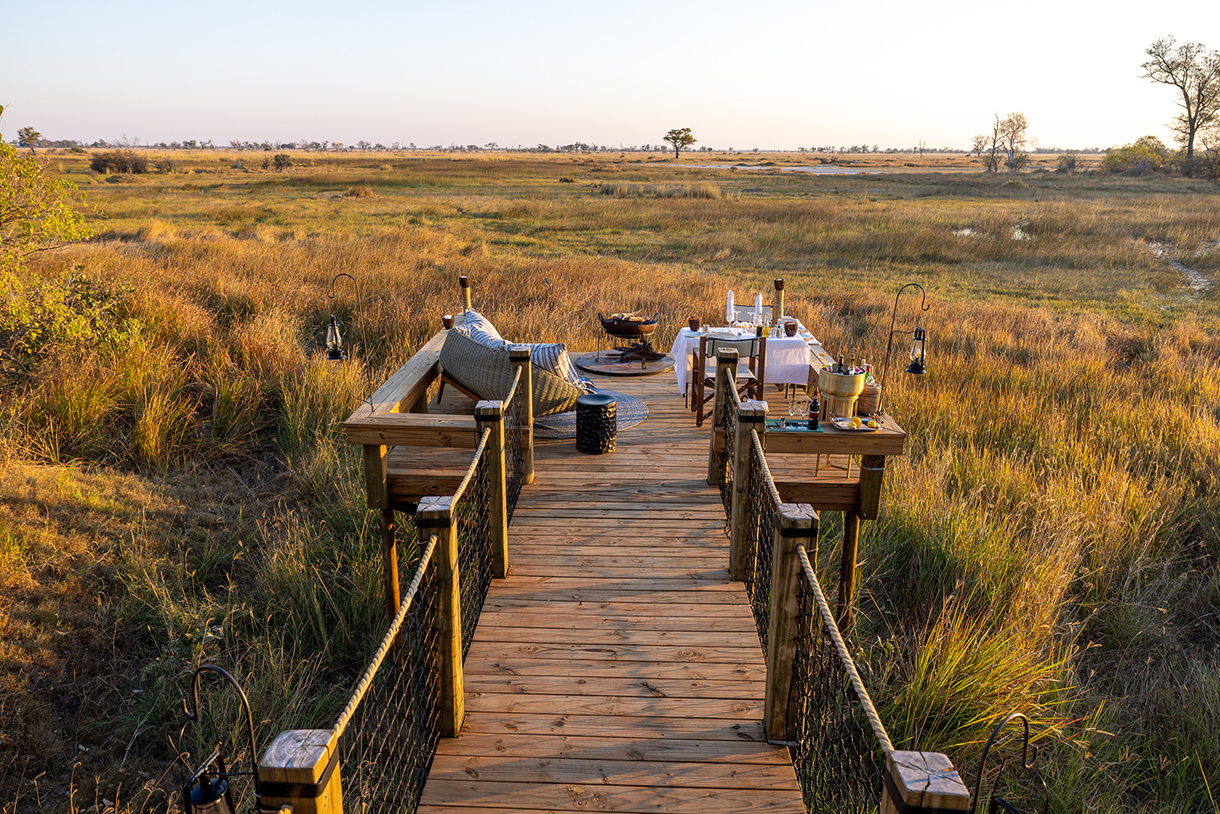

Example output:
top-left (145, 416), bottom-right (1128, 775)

top-left (598, 312), bottom-right (664, 369)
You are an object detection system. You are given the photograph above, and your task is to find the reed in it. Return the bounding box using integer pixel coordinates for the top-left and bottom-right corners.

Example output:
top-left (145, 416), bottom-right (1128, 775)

top-left (3, 153), bottom-right (1218, 812)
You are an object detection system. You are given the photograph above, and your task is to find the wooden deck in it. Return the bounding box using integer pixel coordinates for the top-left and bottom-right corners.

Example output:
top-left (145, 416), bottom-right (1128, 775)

top-left (418, 372), bottom-right (810, 813)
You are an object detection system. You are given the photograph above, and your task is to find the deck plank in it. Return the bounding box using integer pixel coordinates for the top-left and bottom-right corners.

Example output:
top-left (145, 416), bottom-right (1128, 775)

top-left (420, 372), bottom-right (806, 810)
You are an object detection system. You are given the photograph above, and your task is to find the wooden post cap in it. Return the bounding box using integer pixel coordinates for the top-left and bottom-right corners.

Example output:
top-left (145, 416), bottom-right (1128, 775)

top-left (715, 348), bottom-right (740, 363)
top-left (882, 751), bottom-right (971, 813)
top-left (508, 344), bottom-right (531, 361)
top-left (458, 275), bottom-right (470, 288)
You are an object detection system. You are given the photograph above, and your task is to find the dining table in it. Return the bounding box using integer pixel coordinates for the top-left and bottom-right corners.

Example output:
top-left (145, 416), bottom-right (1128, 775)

top-left (668, 318), bottom-right (835, 396)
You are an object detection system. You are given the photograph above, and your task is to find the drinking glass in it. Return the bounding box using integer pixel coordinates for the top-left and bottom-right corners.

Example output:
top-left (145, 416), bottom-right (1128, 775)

top-left (788, 393), bottom-right (800, 429)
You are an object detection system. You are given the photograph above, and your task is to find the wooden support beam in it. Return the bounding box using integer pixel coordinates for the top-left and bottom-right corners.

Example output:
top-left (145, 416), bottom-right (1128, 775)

top-left (475, 401), bottom-right (509, 579)
top-left (728, 400), bottom-right (767, 582)
top-left (379, 507), bottom-right (399, 622)
top-left (764, 426), bottom-right (906, 456)
top-left (706, 348), bottom-right (739, 484)
top-left (881, 751), bottom-right (971, 814)
top-left (418, 496), bottom-right (464, 738)
top-left (774, 479), bottom-right (859, 513)
top-left (838, 510), bottom-right (861, 633)
top-left (508, 345), bottom-right (535, 486)
top-left (345, 414), bottom-right (478, 448)
top-left (857, 454), bottom-right (887, 520)
top-left (764, 503), bottom-right (817, 743)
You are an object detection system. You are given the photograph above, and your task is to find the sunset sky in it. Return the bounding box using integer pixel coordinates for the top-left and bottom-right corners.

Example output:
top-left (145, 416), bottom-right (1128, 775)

top-left (4, 0), bottom-right (1217, 151)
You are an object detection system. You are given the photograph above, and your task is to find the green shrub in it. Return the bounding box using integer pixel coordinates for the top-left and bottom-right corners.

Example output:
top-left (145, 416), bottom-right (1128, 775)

top-left (273, 153), bottom-right (292, 171)
top-left (89, 149), bottom-right (149, 174)
top-left (1101, 136), bottom-right (1175, 175)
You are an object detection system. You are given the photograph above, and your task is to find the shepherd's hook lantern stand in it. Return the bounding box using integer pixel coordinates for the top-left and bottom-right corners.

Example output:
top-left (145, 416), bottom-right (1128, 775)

top-left (324, 273), bottom-right (361, 361)
top-left (969, 712), bottom-right (1047, 814)
top-left (877, 281), bottom-right (931, 416)
top-left (179, 664), bottom-right (264, 814)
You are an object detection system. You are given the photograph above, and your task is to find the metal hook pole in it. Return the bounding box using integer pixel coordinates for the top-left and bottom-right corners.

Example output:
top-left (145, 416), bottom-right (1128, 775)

top-left (969, 711), bottom-right (1035, 814)
top-left (877, 282), bottom-right (929, 416)
top-left (187, 664), bottom-right (264, 804)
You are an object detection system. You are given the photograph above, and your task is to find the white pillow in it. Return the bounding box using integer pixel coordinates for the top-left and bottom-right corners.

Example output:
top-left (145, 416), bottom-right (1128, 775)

top-left (462, 309), bottom-right (582, 387)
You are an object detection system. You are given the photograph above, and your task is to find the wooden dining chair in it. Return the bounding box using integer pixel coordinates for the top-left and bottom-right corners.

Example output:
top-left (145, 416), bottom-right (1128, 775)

top-left (692, 334), bottom-right (767, 426)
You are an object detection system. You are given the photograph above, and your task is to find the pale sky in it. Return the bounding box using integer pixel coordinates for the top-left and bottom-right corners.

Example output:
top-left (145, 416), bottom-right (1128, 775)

top-left (3, 0), bottom-right (1216, 151)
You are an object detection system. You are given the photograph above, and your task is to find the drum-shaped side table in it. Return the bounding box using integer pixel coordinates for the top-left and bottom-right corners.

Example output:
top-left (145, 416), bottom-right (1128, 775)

top-left (575, 393), bottom-right (617, 454)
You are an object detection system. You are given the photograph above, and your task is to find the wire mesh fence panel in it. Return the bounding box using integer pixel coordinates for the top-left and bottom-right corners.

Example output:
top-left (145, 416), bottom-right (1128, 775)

top-left (743, 430), bottom-right (777, 650)
top-left (338, 539), bottom-right (442, 814)
top-left (791, 545), bottom-right (892, 814)
top-left (455, 440), bottom-right (494, 660)
top-left (715, 384), bottom-right (740, 520)
top-left (503, 369), bottom-right (527, 522)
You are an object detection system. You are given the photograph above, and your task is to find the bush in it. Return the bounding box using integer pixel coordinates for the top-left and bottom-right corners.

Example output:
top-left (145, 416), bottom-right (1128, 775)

top-left (1100, 136), bottom-right (1174, 175)
top-left (273, 153), bottom-right (292, 171)
top-left (89, 149), bottom-right (148, 174)
top-left (1056, 153), bottom-right (1079, 173)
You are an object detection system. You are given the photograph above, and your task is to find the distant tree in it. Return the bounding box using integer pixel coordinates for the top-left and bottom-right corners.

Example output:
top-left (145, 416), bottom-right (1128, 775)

top-left (1100, 136), bottom-right (1173, 175)
top-left (356, 140), bottom-right (371, 151)
top-left (1141, 36), bottom-right (1220, 170)
top-left (663, 127), bottom-right (696, 158)
top-left (17, 127), bottom-right (41, 154)
top-left (970, 134), bottom-right (989, 158)
top-left (996, 112), bottom-right (1029, 171)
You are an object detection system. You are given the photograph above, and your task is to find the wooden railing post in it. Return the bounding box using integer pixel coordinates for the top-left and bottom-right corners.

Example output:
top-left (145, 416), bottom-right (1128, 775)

top-left (259, 729), bottom-right (343, 814)
top-left (508, 345), bottom-right (534, 485)
top-left (459, 275), bottom-right (472, 311)
top-left (416, 497), bottom-right (464, 737)
top-left (882, 752), bottom-right (971, 814)
top-left (764, 503), bottom-right (818, 743)
top-left (706, 348), bottom-right (740, 484)
top-left (728, 399), bottom-right (768, 582)
top-left (361, 443), bottom-right (399, 622)
top-left (475, 401), bottom-right (509, 578)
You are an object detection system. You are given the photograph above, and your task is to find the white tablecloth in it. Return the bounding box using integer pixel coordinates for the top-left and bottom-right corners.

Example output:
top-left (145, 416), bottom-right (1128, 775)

top-left (670, 325), bottom-right (819, 395)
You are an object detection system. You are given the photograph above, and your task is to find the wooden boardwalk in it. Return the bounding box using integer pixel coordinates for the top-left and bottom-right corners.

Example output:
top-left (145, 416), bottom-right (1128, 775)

top-left (418, 372), bottom-right (808, 813)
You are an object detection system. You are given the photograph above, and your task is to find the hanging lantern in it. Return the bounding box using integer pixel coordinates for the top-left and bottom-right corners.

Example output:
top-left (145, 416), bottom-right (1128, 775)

top-left (179, 665), bottom-right (263, 814)
top-left (324, 314), bottom-right (346, 361)
top-left (906, 326), bottom-right (927, 374)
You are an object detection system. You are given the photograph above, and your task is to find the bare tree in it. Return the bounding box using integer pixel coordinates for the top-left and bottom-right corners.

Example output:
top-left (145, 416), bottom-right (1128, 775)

top-left (970, 134), bottom-right (989, 158)
top-left (996, 112), bottom-right (1029, 172)
top-left (1141, 36), bottom-right (1220, 169)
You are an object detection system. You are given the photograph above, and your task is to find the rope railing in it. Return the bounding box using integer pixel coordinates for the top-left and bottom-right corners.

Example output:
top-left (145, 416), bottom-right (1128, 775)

top-left (719, 398), bottom-right (972, 813)
top-left (332, 534), bottom-right (442, 814)
top-left (791, 542), bottom-right (893, 813)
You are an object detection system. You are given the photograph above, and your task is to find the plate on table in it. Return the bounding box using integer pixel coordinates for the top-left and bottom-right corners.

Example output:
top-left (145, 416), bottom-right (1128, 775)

top-left (831, 417), bottom-right (881, 432)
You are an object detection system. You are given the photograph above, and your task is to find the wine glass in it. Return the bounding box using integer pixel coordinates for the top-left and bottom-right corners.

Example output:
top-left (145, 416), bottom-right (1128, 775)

top-left (788, 392), bottom-right (800, 429)
top-left (797, 395), bottom-right (810, 428)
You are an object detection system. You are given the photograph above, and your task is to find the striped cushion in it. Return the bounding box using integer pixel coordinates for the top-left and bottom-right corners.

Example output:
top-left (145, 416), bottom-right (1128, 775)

top-left (525, 342), bottom-right (584, 387)
top-left (462, 310), bottom-right (583, 388)
top-left (463, 309), bottom-right (507, 349)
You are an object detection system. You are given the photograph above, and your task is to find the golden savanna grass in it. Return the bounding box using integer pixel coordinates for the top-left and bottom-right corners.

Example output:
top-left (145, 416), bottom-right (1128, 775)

top-left (2, 150), bottom-right (1219, 812)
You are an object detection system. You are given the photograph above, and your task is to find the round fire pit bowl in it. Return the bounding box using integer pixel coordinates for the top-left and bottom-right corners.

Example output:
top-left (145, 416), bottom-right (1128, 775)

top-left (598, 313), bottom-right (660, 339)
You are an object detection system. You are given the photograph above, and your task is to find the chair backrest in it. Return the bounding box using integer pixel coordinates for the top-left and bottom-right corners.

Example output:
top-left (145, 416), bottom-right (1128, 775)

top-left (692, 334), bottom-right (767, 385)
top-left (730, 305), bottom-right (771, 324)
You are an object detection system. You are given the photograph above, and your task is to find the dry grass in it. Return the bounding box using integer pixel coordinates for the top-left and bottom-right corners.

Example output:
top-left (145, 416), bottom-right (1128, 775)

top-left (3, 152), bottom-right (1219, 813)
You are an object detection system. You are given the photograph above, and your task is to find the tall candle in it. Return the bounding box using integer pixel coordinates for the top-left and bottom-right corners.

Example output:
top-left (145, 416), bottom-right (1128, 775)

top-left (754, 293), bottom-right (763, 325)
top-left (726, 290), bottom-right (734, 323)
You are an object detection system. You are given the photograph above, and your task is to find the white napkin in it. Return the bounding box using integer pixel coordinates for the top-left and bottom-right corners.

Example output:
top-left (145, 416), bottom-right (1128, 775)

top-left (726, 290), bottom-right (734, 323)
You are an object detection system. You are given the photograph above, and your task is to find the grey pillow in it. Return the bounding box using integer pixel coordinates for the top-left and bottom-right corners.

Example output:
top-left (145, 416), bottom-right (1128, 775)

top-left (463, 310), bottom-right (581, 387)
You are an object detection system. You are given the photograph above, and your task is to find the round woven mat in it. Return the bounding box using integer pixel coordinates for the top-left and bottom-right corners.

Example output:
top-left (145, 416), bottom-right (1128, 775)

top-left (533, 389), bottom-right (648, 439)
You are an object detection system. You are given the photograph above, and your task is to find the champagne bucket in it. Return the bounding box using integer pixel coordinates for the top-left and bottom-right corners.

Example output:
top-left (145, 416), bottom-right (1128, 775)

top-left (818, 369), bottom-right (865, 421)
